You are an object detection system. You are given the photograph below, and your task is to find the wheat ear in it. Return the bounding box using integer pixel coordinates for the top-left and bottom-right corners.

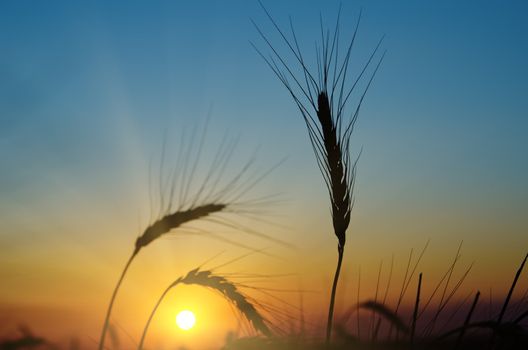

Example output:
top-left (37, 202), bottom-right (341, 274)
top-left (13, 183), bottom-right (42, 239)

top-left (253, 2), bottom-right (384, 342)
top-left (138, 268), bottom-right (271, 350)
top-left (98, 204), bottom-right (225, 350)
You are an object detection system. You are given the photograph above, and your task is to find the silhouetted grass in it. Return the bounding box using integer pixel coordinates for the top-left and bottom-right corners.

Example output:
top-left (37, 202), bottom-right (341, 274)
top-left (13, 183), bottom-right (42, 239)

top-left (221, 252), bottom-right (528, 350)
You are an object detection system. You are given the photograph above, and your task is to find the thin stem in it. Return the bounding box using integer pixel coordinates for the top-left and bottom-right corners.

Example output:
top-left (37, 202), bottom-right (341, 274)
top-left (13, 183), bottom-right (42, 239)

top-left (491, 252), bottom-right (527, 346)
top-left (455, 291), bottom-right (480, 350)
top-left (497, 253), bottom-right (527, 324)
top-left (138, 281), bottom-right (178, 350)
top-left (410, 273), bottom-right (423, 349)
top-left (514, 309), bottom-right (528, 324)
top-left (99, 250), bottom-right (138, 350)
top-left (326, 244), bottom-right (344, 343)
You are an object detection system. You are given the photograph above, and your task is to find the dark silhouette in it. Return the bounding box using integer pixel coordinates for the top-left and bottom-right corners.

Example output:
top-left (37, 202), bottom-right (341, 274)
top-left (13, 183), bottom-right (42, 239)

top-left (252, 1), bottom-right (384, 342)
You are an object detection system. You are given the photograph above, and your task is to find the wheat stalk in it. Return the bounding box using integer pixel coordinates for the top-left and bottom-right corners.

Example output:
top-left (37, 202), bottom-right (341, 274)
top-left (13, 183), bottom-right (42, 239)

top-left (97, 117), bottom-right (287, 350)
top-left (253, 2), bottom-right (384, 342)
top-left (138, 268), bottom-right (271, 350)
top-left (99, 153), bottom-right (283, 348)
top-left (98, 203), bottom-right (226, 350)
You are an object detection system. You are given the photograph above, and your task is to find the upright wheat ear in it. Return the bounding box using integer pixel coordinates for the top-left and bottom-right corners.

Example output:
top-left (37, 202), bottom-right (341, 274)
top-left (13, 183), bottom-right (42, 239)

top-left (253, 1), bottom-right (384, 342)
top-left (138, 268), bottom-right (271, 350)
top-left (316, 91), bottom-right (350, 249)
top-left (98, 204), bottom-right (226, 350)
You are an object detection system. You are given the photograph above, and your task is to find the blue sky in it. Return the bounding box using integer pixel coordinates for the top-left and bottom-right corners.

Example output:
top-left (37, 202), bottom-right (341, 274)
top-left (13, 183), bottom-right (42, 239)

top-left (2, 0), bottom-right (527, 192)
top-left (2, 0), bottom-right (528, 262)
top-left (2, 0), bottom-right (527, 232)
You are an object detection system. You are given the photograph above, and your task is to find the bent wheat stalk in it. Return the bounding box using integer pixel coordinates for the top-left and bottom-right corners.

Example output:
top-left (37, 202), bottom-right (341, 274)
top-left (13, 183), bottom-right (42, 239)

top-left (253, 2), bottom-right (384, 342)
top-left (98, 204), bottom-right (226, 350)
top-left (98, 121), bottom-right (286, 350)
top-left (138, 268), bottom-right (271, 350)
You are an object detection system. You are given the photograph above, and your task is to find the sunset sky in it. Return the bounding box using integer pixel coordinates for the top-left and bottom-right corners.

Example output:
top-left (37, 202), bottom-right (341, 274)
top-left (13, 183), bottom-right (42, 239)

top-left (1, 1), bottom-right (527, 349)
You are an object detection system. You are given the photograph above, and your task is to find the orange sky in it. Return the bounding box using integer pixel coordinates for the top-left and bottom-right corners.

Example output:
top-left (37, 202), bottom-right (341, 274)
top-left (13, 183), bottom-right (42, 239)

top-left (1, 131), bottom-right (526, 347)
top-left (1, 189), bottom-right (526, 349)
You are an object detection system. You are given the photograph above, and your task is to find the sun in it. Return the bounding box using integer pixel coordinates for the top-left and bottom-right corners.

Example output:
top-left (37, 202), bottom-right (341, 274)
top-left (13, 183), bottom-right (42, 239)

top-left (175, 310), bottom-right (196, 331)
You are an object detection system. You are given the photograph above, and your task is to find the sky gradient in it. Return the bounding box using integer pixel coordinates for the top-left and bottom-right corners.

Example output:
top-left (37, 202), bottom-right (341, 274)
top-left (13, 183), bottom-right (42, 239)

top-left (1, 1), bottom-right (528, 348)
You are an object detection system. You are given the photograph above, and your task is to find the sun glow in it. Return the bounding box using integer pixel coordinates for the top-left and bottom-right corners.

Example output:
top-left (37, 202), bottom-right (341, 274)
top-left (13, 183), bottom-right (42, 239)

top-left (176, 310), bottom-right (196, 331)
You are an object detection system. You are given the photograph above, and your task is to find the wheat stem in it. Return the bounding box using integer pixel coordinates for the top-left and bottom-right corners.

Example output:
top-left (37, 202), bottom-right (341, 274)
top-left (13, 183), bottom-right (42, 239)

top-left (455, 290), bottom-right (480, 350)
top-left (99, 250), bottom-right (137, 350)
top-left (326, 245), bottom-right (344, 342)
top-left (254, 5), bottom-right (384, 344)
top-left (410, 273), bottom-right (423, 348)
top-left (99, 204), bottom-right (225, 350)
top-left (138, 280), bottom-right (178, 350)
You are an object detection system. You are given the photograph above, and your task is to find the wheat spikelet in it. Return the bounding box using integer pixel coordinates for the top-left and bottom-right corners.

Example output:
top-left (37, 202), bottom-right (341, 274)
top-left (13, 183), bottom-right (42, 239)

top-left (97, 108), bottom-right (289, 350)
top-left (253, 2), bottom-right (385, 342)
top-left (98, 116), bottom-right (288, 350)
top-left (181, 269), bottom-right (272, 337)
top-left (316, 91), bottom-right (350, 249)
top-left (138, 268), bottom-right (271, 350)
top-left (134, 203), bottom-right (226, 253)
top-left (99, 159), bottom-right (283, 350)
top-left (99, 203), bottom-right (228, 350)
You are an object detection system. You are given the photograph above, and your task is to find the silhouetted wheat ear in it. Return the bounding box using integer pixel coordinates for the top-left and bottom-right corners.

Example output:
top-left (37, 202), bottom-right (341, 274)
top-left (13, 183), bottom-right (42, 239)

top-left (134, 203), bottom-right (226, 253)
top-left (99, 203), bottom-right (227, 350)
top-left (317, 91), bottom-right (350, 248)
top-left (181, 269), bottom-right (272, 337)
top-left (253, 2), bottom-right (385, 342)
top-left (138, 268), bottom-right (271, 350)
